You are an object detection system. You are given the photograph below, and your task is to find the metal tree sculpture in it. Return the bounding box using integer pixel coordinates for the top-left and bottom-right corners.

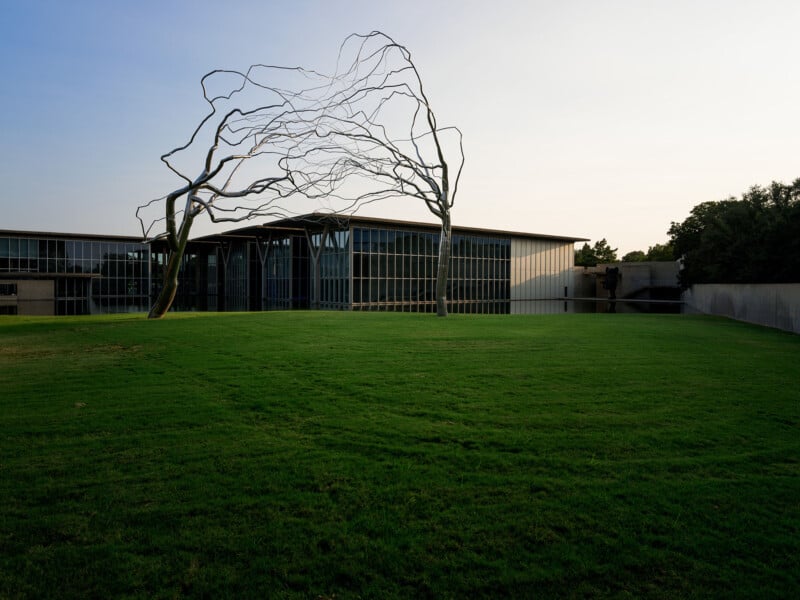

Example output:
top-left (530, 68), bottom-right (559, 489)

top-left (293, 31), bottom-right (464, 316)
top-left (137, 63), bottom-right (336, 318)
top-left (138, 31), bottom-right (463, 318)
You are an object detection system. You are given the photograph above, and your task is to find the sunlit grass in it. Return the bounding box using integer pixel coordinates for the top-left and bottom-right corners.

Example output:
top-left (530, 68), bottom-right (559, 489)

top-left (1, 312), bottom-right (798, 598)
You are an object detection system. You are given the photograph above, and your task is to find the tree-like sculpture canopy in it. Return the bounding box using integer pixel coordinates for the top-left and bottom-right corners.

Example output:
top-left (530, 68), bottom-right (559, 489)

top-left (138, 32), bottom-right (463, 318)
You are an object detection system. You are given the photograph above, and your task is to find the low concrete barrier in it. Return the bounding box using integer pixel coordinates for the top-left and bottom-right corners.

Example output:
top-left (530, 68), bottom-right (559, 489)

top-left (682, 284), bottom-right (800, 334)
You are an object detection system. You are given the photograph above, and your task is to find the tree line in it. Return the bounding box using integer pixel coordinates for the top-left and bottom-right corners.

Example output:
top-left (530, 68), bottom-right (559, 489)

top-left (574, 239), bottom-right (673, 267)
top-left (577, 179), bottom-right (800, 288)
top-left (668, 179), bottom-right (800, 287)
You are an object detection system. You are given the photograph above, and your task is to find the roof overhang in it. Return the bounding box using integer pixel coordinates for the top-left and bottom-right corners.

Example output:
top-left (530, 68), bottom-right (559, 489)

top-left (187, 213), bottom-right (589, 244)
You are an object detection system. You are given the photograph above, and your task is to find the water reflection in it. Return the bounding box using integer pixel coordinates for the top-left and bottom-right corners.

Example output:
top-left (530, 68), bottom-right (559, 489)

top-left (511, 299), bottom-right (684, 314)
top-left (571, 299), bottom-right (683, 314)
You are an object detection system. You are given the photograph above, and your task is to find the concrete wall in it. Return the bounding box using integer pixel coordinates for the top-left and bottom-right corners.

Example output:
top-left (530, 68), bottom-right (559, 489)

top-left (683, 284), bottom-right (800, 334)
top-left (572, 267), bottom-right (597, 298)
top-left (603, 262), bottom-right (680, 299)
top-left (573, 261), bottom-right (680, 299)
top-left (0, 280), bottom-right (55, 315)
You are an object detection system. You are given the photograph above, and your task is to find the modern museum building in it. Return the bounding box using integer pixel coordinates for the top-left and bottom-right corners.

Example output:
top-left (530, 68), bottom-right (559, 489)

top-left (1, 214), bottom-right (585, 316)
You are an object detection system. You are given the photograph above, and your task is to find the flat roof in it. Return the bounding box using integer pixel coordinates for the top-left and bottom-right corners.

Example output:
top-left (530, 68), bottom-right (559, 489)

top-left (0, 272), bottom-right (100, 279)
top-left (3, 214), bottom-right (589, 246)
top-left (195, 213), bottom-right (589, 244)
top-left (0, 229), bottom-right (146, 243)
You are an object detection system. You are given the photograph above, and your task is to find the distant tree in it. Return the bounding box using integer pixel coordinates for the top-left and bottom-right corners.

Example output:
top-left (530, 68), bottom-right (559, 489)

top-left (622, 244), bottom-right (674, 262)
top-left (575, 239), bottom-right (618, 267)
top-left (645, 242), bottom-right (675, 261)
top-left (622, 250), bottom-right (647, 262)
top-left (594, 239), bottom-right (618, 263)
top-left (574, 243), bottom-right (596, 267)
top-left (668, 179), bottom-right (800, 287)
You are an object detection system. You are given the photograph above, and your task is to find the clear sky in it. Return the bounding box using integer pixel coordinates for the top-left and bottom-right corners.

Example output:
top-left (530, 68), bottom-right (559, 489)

top-left (2, 0), bottom-right (799, 255)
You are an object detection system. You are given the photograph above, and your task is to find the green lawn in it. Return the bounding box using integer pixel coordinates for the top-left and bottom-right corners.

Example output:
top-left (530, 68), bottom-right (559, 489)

top-left (1, 312), bottom-right (798, 598)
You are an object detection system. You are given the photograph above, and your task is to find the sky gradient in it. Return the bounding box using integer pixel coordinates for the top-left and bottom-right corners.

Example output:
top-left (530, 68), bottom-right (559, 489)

top-left (2, 0), bottom-right (799, 254)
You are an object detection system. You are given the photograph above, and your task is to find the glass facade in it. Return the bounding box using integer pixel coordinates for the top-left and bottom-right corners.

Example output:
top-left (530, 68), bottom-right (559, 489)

top-left (264, 238), bottom-right (294, 309)
top-left (162, 223), bottom-right (516, 314)
top-left (3, 217), bottom-right (577, 316)
top-left (150, 245), bottom-right (218, 312)
top-left (316, 229), bottom-right (350, 310)
top-left (261, 230), bottom-right (349, 311)
top-left (449, 233), bottom-right (511, 314)
top-left (224, 244), bottom-right (249, 312)
top-left (0, 234), bottom-right (150, 315)
top-left (351, 226), bottom-right (511, 313)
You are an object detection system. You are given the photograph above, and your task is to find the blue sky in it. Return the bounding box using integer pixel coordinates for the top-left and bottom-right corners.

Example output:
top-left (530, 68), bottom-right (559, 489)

top-left (2, 0), bottom-right (799, 254)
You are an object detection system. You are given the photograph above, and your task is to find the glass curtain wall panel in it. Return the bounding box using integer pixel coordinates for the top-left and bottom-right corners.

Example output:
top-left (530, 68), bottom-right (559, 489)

top-left (223, 242), bottom-right (249, 312)
top-left (261, 235), bottom-right (310, 310)
top-left (159, 245), bottom-right (219, 312)
top-left (351, 226), bottom-right (511, 313)
top-left (264, 237), bottom-right (293, 310)
top-left (291, 236), bottom-right (310, 309)
top-left (1, 235), bottom-right (150, 315)
top-left (448, 234), bottom-right (511, 314)
top-left (318, 228), bottom-right (350, 310)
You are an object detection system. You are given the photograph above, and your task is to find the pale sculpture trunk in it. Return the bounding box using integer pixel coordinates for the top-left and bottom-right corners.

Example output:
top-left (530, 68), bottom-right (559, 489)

top-left (435, 212), bottom-right (452, 317)
top-left (148, 250), bottom-right (181, 319)
top-left (148, 216), bottom-right (193, 319)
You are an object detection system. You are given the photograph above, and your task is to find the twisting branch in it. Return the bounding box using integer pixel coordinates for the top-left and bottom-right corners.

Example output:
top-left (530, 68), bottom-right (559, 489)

top-left (137, 31), bottom-right (463, 318)
top-left (289, 31), bottom-right (465, 315)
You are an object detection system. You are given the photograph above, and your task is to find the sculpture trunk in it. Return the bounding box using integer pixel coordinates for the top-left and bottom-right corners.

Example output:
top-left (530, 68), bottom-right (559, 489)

top-left (435, 212), bottom-right (452, 317)
top-left (147, 250), bottom-right (181, 319)
top-left (148, 217), bottom-right (193, 319)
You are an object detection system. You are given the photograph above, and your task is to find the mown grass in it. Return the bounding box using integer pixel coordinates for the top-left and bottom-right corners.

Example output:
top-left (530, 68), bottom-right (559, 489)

top-left (0, 311), bottom-right (798, 599)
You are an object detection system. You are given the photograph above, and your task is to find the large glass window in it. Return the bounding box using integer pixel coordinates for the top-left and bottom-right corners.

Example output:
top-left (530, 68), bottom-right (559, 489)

top-left (0, 235), bottom-right (150, 315)
top-left (318, 228), bottom-right (350, 309)
top-left (224, 244), bottom-right (248, 311)
top-left (351, 226), bottom-right (510, 313)
top-left (263, 237), bottom-right (295, 310)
